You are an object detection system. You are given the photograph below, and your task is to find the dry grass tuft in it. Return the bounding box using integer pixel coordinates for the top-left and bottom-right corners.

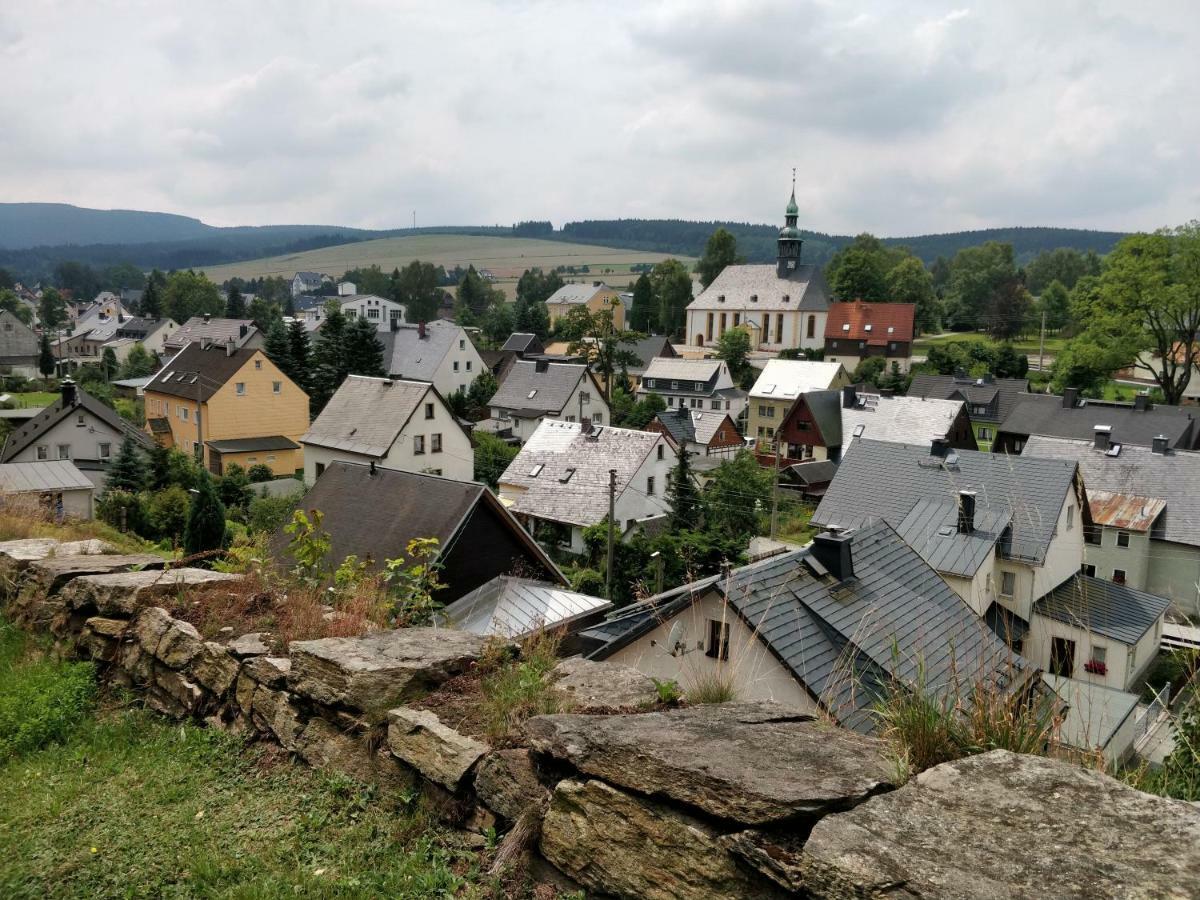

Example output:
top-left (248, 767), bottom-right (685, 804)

top-left (686, 670), bottom-right (737, 705)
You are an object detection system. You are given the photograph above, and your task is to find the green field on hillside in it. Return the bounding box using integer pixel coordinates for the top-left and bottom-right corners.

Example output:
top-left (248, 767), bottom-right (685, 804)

top-left (912, 331), bottom-right (1068, 359)
top-left (201, 234), bottom-right (694, 299)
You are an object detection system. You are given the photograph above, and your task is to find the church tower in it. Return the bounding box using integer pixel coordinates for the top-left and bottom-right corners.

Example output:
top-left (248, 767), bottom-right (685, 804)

top-left (777, 172), bottom-right (804, 277)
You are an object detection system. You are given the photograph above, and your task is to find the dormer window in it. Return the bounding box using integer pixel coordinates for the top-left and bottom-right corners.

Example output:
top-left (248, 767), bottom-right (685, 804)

top-left (750, 294), bottom-right (758, 303)
top-left (864, 324), bottom-right (872, 332)
top-left (842, 323), bottom-right (851, 332)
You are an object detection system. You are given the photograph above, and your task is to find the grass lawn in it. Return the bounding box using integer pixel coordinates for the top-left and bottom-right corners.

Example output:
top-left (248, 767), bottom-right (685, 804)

top-left (0, 622), bottom-right (496, 899)
top-left (772, 497), bottom-right (818, 546)
top-left (2, 390), bottom-right (59, 408)
top-left (912, 331), bottom-right (1067, 358)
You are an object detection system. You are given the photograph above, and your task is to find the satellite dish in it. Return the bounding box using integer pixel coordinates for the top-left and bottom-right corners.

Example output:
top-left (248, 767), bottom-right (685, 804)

top-left (667, 620), bottom-right (687, 657)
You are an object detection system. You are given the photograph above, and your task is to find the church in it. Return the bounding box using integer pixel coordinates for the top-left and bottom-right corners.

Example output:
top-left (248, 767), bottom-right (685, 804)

top-left (685, 184), bottom-right (832, 352)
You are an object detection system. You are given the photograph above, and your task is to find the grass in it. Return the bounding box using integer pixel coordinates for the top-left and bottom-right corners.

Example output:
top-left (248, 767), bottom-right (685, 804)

top-left (772, 497), bottom-right (818, 546)
top-left (0, 619), bottom-right (492, 899)
top-left (686, 671), bottom-right (737, 705)
top-left (478, 631), bottom-right (567, 743)
top-left (912, 331), bottom-right (1068, 358)
top-left (199, 233), bottom-right (693, 300)
top-left (1, 390), bottom-right (59, 408)
top-left (0, 503), bottom-right (161, 556)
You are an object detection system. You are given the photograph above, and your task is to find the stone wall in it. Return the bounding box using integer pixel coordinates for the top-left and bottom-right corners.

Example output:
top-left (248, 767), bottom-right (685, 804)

top-left (4, 537), bottom-right (1199, 899)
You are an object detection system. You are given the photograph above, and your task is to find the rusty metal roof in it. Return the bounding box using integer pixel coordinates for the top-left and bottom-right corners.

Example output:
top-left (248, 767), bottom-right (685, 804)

top-left (1087, 490), bottom-right (1165, 532)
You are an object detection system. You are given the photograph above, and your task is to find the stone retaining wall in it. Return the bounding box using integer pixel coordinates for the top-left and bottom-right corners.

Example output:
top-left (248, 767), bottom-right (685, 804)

top-left (4, 537), bottom-right (1199, 899)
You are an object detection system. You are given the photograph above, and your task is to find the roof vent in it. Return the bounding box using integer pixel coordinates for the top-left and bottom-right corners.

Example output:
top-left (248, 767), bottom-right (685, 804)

top-left (1093, 424), bottom-right (1112, 451)
top-left (1152, 434), bottom-right (1169, 454)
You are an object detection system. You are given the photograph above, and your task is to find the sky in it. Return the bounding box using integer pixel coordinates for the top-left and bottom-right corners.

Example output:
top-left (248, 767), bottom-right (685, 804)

top-left (1, 0), bottom-right (1197, 236)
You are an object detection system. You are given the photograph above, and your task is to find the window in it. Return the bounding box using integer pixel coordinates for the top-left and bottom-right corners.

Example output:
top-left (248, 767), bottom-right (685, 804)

top-left (559, 467), bottom-right (576, 483)
top-left (425, 402), bottom-right (434, 419)
top-left (1066, 504), bottom-right (1074, 530)
top-left (76, 414), bottom-right (85, 426)
top-left (690, 398), bottom-right (700, 409)
top-left (646, 476), bottom-right (655, 495)
top-left (1090, 645), bottom-right (1107, 666)
top-left (57, 444), bottom-right (70, 460)
top-left (593, 412), bottom-right (602, 424)
top-left (671, 381), bottom-right (679, 390)
top-left (1000, 571), bottom-right (1016, 597)
top-left (706, 619), bottom-right (730, 660)
top-left (431, 433), bottom-right (442, 453)
top-left (466, 361), bottom-right (472, 372)
top-left (367, 308), bottom-right (380, 319)
top-left (272, 381), bottom-right (281, 395)
top-left (315, 462), bottom-right (325, 477)
top-left (978, 426), bottom-right (993, 441)
top-left (529, 464), bottom-right (544, 477)
top-left (1050, 637), bottom-right (1075, 677)
top-left (1117, 531), bottom-right (1130, 548)
top-left (694, 382), bottom-right (703, 392)
top-left (453, 361), bottom-right (460, 372)
top-left (98, 442), bottom-right (111, 459)
top-left (413, 435), bottom-right (425, 454)
top-left (266, 455), bottom-right (276, 462)
top-left (255, 360), bottom-right (262, 370)
top-left (657, 444), bottom-right (664, 460)
top-left (459, 339), bottom-right (465, 350)
top-left (1129, 644), bottom-right (1138, 672)
top-left (807, 315), bottom-right (816, 338)
top-left (1113, 568), bottom-right (1127, 585)
top-left (236, 382), bottom-right (245, 396)
top-left (181, 407), bottom-right (189, 421)
top-left (1082, 564), bottom-right (1096, 577)
top-left (580, 392), bottom-right (591, 404)
top-left (36, 445), bottom-right (48, 460)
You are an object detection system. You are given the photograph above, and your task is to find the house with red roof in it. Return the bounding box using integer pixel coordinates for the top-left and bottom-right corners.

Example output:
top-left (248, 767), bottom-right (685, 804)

top-left (823, 301), bottom-right (916, 375)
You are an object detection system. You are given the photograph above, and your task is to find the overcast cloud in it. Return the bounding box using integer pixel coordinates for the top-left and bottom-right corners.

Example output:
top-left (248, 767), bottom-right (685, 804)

top-left (1, 0), bottom-right (1197, 235)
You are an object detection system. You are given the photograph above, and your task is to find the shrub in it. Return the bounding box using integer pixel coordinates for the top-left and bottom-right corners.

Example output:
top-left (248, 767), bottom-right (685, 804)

top-left (686, 671), bottom-right (737, 705)
top-left (184, 473), bottom-right (227, 556)
top-left (146, 484), bottom-right (189, 545)
top-left (246, 463), bottom-right (275, 483)
top-left (652, 678), bottom-right (683, 704)
top-left (97, 488), bottom-right (148, 535)
top-left (248, 493), bottom-right (298, 535)
top-left (479, 630), bottom-right (565, 742)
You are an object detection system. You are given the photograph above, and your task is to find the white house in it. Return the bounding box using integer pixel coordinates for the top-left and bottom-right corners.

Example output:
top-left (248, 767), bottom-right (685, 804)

top-left (0, 459), bottom-right (96, 521)
top-left (498, 419), bottom-right (674, 554)
top-left (292, 271), bottom-right (328, 297)
top-left (300, 375), bottom-right (473, 484)
top-left (383, 320), bottom-right (486, 399)
top-left (487, 360), bottom-right (611, 442)
top-left (339, 294), bottom-right (407, 331)
top-left (636, 357), bottom-right (747, 422)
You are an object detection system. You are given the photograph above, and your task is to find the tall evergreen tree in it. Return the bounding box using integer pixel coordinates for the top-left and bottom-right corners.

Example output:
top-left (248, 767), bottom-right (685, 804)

top-left (101, 345), bottom-right (118, 380)
top-left (665, 442), bottom-right (702, 530)
top-left (310, 303), bottom-right (348, 414)
top-left (107, 435), bottom-right (149, 493)
top-left (140, 275), bottom-right (163, 317)
top-left (630, 273), bottom-right (655, 332)
top-left (288, 318), bottom-right (312, 393)
top-left (263, 318), bottom-right (293, 381)
top-left (225, 284), bottom-right (246, 318)
top-left (184, 471), bottom-right (227, 555)
top-left (342, 316), bottom-right (386, 377)
top-left (38, 333), bottom-right (54, 380)
top-left (283, 294), bottom-right (296, 317)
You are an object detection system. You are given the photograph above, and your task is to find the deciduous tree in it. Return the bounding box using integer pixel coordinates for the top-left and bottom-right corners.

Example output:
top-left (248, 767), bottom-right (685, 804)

top-left (696, 228), bottom-right (742, 289)
top-left (649, 259), bottom-right (692, 339)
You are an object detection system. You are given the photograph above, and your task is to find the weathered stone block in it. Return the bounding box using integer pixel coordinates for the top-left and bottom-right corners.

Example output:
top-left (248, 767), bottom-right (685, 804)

top-left (22, 553), bottom-right (166, 597)
top-left (60, 568), bottom-right (240, 617)
top-left (228, 632), bottom-right (272, 658)
top-left (541, 778), bottom-right (779, 900)
top-left (234, 671), bottom-right (257, 716)
top-left (242, 655), bottom-right (290, 689)
top-left (76, 616), bottom-right (128, 662)
top-left (132, 607), bottom-right (175, 654)
top-left (288, 628), bottom-right (486, 718)
top-left (525, 701), bottom-right (893, 826)
top-left (474, 749), bottom-right (550, 821)
top-left (154, 668), bottom-right (206, 714)
top-left (550, 657), bottom-right (659, 711)
top-left (295, 717), bottom-right (414, 792)
top-left (251, 687), bottom-right (305, 750)
top-left (800, 749), bottom-right (1200, 899)
top-left (387, 707), bottom-right (488, 792)
top-left (117, 639), bottom-right (153, 684)
top-left (155, 618), bottom-right (204, 669)
top-left (188, 642), bottom-right (241, 696)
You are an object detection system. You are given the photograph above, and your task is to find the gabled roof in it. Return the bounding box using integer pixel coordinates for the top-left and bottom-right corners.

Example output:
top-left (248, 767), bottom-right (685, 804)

top-left (302, 376), bottom-right (431, 457)
top-left (294, 271), bottom-right (324, 282)
top-left (0, 460), bottom-right (93, 493)
top-left (438, 576), bottom-right (611, 639)
top-left (585, 520), bottom-right (1030, 733)
top-left (499, 420), bottom-right (663, 527)
top-left (813, 439), bottom-right (1079, 565)
top-left (0, 310), bottom-right (38, 360)
top-left (1024, 436), bottom-right (1200, 548)
top-left (1086, 490), bottom-right (1165, 533)
top-left (1042, 674), bottom-right (1141, 753)
top-left (144, 343), bottom-right (259, 401)
top-left (688, 264), bottom-right (832, 312)
top-left (641, 357), bottom-right (724, 384)
top-left (163, 316), bottom-right (258, 350)
top-left (908, 373), bottom-right (1030, 424)
top-left (802, 389), bottom-right (844, 446)
top-left (206, 436), bottom-right (299, 453)
top-left (381, 321), bottom-right (471, 382)
top-left (500, 333), bottom-right (542, 354)
top-left (750, 359), bottom-right (845, 400)
top-left (825, 301), bottom-right (915, 344)
top-left (842, 394), bottom-right (966, 445)
top-left (998, 393), bottom-right (1196, 449)
top-left (1, 385), bottom-right (153, 461)
top-left (898, 498), bottom-right (1012, 579)
top-left (113, 316), bottom-right (173, 340)
top-left (489, 360), bottom-right (589, 416)
top-left (782, 459), bottom-right (838, 486)
top-left (626, 334), bottom-right (677, 371)
top-left (545, 282), bottom-right (613, 306)
top-left (651, 408), bottom-right (738, 448)
top-left (1035, 574), bottom-right (1168, 645)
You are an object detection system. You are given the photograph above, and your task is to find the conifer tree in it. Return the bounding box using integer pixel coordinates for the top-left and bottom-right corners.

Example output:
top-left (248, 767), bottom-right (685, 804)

top-left (263, 318), bottom-right (293, 381)
top-left (140, 278), bottom-right (162, 317)
top-left (38, 333), bottom-right (55, 380)
top-left (288, 318), bottom-right (312, 393)
top-left (665, 441), bottom-right (702, 530)
top-left (184, 471), bottom-right (227, 555)
top-left (107, 435), bottom-right (149, 493)
top-left (225, 284), bottom-right (246, 318)
top-left (342, 316), bottom-right (385, 377)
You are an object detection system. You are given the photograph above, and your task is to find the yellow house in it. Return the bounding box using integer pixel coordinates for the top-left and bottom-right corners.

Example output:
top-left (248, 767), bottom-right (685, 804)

top-left (747, 359), bottom-right (850, 446)
top-left (545, 281), bottom-right (626, 330)
top-left (143, 342), bottom-right (309, 476)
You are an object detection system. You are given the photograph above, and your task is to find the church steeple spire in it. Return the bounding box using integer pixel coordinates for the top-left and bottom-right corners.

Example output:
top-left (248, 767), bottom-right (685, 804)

top-left (777, 170), bottom-right (803, 276)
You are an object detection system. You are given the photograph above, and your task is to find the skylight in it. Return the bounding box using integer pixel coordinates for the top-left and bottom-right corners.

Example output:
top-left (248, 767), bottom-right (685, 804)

top-left (559, 467), bottom-right (576, 483)
top-left (852, 423), bottom-right (865, 438)
top-left (760, 384), bottom-right (775, 394)
top-left (864, 324), bottom-right (872, 331)
top-left (527, 389), bottom-right (538, 399)
top-left (841, 323), bottom-right (850, 332)
top-left (529, 464), bottom-right (544, 477)
top-left (887, 326), bottom-right (895, 333)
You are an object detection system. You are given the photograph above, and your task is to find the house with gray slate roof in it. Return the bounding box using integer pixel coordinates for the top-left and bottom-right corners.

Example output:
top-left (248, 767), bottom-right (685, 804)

top-left (581, 520), bottom-right (1037, 733)
top-left (486, 360), bottom-right (609, 442)
top-left (1024, 434), bottom-right (1200, 618)
top-left (300, 375), bottom-right (472, 484)
top-left (498, 419), bottom-right (673, 554)
top-left (813, 438), bottom-right (1171, 698)
top-left (646, 407), bottom-right (744, 461)
top-left (0, 310), bottom-right (40, 377)
top-left (908, 371), bottom-right (1030, 449)
top-left (994, 390), bottom-right (1197, 454)
top-left (380, 320), bottom-right (485, 399)
top-left (636, 357), bottom-right (746, 421)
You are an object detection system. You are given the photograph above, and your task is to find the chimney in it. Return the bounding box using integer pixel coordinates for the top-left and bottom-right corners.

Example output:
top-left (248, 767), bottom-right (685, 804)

top-left (841, 384), bottom-right (857, 409)
top-left (580, 417), bottom-right (592, 434)
top-left (369, 460), bottom-right (377, 475)
top-left (61, 377), bottom-right (77, 407)
top-left (812, 531), bottom-right (854, 582)
top-left (225, 337), bottom-right (236, 357)
top-left (239, 323), bottom-right (248, 338)
top-left (418, 321), bottom-right (427, 340)
top-left (1093, 424), bottom-right (1112, 451)
top-left (982, 372), bottom-right (994, 385)
top-left (930, 437), bottom-right (949, 458)
top-left (1152, 434), bottom-right (1169, 454)
top-left (203, 313), bottom-right (211, 324)
top-left (535, 359), bottom-right (549, 373)
top-left (1062, 387), bottom-right (1079, 409)
top-left (957, 490), bottom-right (977, 535)
top-left (1133, 392), bottom-right (1149, 411)
top-left (879, 387), bottom-right (894, 399)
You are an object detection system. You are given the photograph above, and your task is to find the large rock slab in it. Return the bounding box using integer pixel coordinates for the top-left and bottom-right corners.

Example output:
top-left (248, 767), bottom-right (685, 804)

top-left (60, 568), bottom-right (240, 617)
top-left (295, 717), bottom-right (414, 792)
top-left (187, 642), bottom-right (241, 696)
top-left (387, 707), bottom-right (489, 791)
top-left (21, 553), bottom-right (166, 596)
top-left (474, 748), bottom-right (550, 821)
top-left (288, 628), bottom-right (487, 718)
top-left (524, 701), bottom-right (893, 826)
top-left (541, 778), bottom-right (780, 900)
top-left (0, 537), bottom-right (113, 566)
top-left (76, 616), bottom-right (128, 662)
top-left (549, 657), bottom-right (659, 711)
top-left (801, 749), bottom-right (1200, 899)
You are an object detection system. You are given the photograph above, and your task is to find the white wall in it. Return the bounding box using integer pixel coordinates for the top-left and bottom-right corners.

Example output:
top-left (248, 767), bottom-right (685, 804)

top-left (1027, 612), bottom-right (1161, 694)
top-left (6, 410), bottom-right (127, 473)
top-left (432, 331), bottom-right (487, 397)
top-left (613, 436), bottom-right (674, 529)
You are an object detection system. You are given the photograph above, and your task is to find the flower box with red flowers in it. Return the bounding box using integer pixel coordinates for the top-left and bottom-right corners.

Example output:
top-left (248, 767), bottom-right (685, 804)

top-left (1084, 660), bottom-right (1107, 676)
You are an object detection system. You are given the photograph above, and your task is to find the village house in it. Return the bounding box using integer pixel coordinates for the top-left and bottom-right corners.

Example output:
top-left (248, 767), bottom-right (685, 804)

top-left (685, 187), bottom-right (832, 351)
top-left (102, 316), bottom-right (178, 364)
top-left (291, 271), bottom-right (329, 297)
top-left (580, 520), bottom-right (1035, 733)
top-left (273, 461), bottom-right (565, 602)
top-left (1025, 434), bottom-right (1200, 618)
top-left (993, 389), bottom-right (1198, 454)
top-left (486, 360), bottom-right (609, 441)
top-left (0, 310), bottom-right (40, 377)
top-left (621, 335), bottom-right (677, 389)
top-left (300, 375), bottom-right (472, 484)
top-left (162, 316), bottom-right (263, 353)
top-left (500, 333), bottom-right (544, 357)
top-left (544, 281), bottom-right (626, 330)
top-left (436, 575), bottom-right (612, 641)
top-left (636, 357), bottom-right (747, 421)
top-left (645, 407), bottom-right (744, 461)
top-left (381, 320), bottom-right (485, 399)
top-left (908, 371), bottom-right (1031, 449)
top-left (498, 419), bottom-right (673, 554)
top-left (1, 380), bottom-right (154, 489)
top-left (143, 342), bottom-right (308, 476)
top-left (339, 293), bottom-right (407, 331)
top-left (823, 300), bottom-right (917, 375)
top-left (747, 359), bottom-right (849, 445)
top-left (0, 459), bottom-right (95, 521)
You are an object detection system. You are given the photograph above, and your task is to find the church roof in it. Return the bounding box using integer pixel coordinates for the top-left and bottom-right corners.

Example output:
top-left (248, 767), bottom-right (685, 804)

top-left (687, 264), bottom-right (832, 313)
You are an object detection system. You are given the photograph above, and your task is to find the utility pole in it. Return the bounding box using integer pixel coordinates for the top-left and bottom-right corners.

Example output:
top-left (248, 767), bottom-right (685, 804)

top-left (1038, 310), bottom-right (1046, 373)
top-left (769, 438), bottom-right (782, 539)
top-left (194, 372), bottom-right (204, 469)
top-left (606, 469), bottom-right (617, 601)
